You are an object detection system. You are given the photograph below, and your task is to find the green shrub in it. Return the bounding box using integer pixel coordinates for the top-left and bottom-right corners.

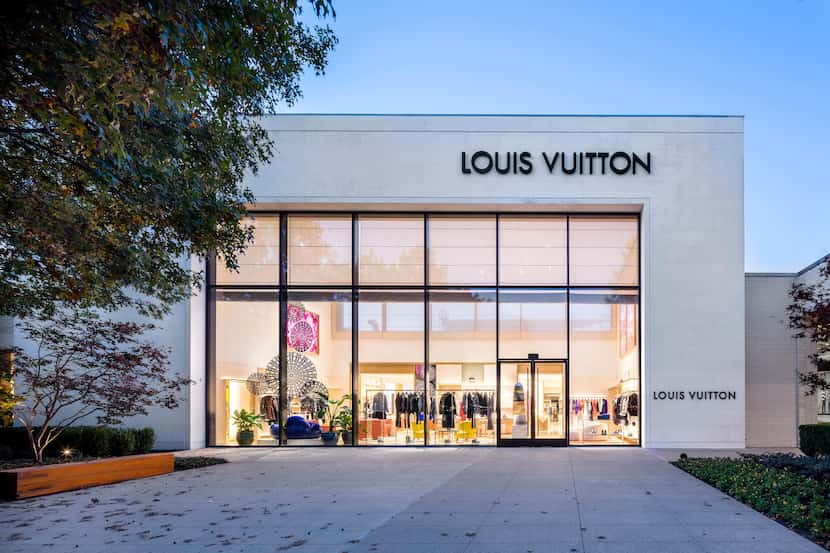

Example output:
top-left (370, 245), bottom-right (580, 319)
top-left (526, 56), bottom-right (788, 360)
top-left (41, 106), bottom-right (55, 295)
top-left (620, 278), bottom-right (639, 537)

top-left (0, 426), bottom-right (33, 458)
top-left (108, 429), bottom-right (135, 456)
top-left (741, 452), bottom-right (830, 481)
top-left (0, 425), bottom-right (155, 459)
top-left (800, 424), bottom-right (830, 457)
top-left (674, 457), bottom-right (830, 547)
top-left (130, 428), bottom-right (155, 453)
top-left (79, 426), bottom-right (111, 457)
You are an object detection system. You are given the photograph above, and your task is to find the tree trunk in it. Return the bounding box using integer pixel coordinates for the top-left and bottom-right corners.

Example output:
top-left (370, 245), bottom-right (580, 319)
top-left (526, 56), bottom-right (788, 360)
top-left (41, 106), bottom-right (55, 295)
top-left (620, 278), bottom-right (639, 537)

top-left (30, 428), bottom-right (45, 464)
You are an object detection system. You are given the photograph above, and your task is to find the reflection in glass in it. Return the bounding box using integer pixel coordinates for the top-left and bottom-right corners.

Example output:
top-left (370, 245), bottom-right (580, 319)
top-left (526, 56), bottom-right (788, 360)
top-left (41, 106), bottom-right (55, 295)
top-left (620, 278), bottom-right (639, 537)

top-left (569, 290), bottom-right (639, 445)
top-left (358, 216), bottom-right (424, 285)
top-left (499, 362), bottom-right (530, 439)
top-left (211, 212), bottom-right (641, 448)
top-left (499, 216), bottom-right (566, 285)
top-left (288, 216), bottom-right (351, 285)
top-left (429, 290), bottom-right (497, 445)
top-left (357, 290), bottom-right (424, 445)
top-left (216, 216), bottom-right (279, 285)
top-left (498, 289), bottom-right (567, 359)
top-left (212, 290), bottom-right (278, 445)
top-left (569, 216), bottom-right (638, 285)
top-left (284, 290), bottom-right (352, 445)
top-left (429, 216), bottom-right (496, 285)
top-left (535, 362), bottom-right (565, 439)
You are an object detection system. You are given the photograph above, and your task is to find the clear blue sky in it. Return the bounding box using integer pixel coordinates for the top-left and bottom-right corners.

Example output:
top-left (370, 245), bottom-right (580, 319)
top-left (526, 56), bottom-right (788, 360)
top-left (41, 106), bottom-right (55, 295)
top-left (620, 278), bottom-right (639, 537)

top-left (281, 1), bottom-right (829, 272)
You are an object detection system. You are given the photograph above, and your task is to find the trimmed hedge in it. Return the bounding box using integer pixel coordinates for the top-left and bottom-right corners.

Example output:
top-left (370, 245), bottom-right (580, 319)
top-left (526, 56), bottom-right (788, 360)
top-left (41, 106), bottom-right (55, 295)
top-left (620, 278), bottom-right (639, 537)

top-left (742, 452), bottom-right (830, 482)
top-left (800, 424), bottom-right (830, 457)
top-left (0, 426), bottom-right (155, 459)
top-left (674, 457), bottom-right (830, 549)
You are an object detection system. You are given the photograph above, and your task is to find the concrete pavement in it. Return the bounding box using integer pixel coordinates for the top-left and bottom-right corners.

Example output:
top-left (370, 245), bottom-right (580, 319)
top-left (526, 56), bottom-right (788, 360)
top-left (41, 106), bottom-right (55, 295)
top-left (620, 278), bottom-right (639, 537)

top-left (0, 447), bottom-right (824, 553)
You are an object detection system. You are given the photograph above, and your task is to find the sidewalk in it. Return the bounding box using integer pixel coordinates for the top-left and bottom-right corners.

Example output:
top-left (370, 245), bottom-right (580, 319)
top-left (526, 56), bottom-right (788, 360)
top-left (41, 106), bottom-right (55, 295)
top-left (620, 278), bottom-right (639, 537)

top-left (1, 447), bottom-right (823, 553)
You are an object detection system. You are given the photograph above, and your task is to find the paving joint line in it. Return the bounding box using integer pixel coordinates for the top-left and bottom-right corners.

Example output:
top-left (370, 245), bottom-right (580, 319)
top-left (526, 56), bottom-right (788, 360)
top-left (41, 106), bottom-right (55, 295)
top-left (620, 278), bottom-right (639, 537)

top-left (568, 450), bottom-right (588, 553)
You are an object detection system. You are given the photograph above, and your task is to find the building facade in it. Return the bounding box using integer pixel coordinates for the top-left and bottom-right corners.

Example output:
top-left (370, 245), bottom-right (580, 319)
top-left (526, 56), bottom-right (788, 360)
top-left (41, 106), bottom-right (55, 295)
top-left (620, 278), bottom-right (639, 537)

top-left (200, 114), bottom-right (746, 450)
top-left (10, 114), bottom-right (782, 450)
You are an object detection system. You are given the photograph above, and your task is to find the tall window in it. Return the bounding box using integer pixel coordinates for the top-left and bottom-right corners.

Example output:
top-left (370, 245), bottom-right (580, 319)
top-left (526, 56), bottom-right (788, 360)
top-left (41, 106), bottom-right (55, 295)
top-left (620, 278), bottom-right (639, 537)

top-left (358, 216), bottom-right (424, 285)
top-left (215, 215), bottom-right (279, 285)
top-left (209, 213), bottom-right (640, 447)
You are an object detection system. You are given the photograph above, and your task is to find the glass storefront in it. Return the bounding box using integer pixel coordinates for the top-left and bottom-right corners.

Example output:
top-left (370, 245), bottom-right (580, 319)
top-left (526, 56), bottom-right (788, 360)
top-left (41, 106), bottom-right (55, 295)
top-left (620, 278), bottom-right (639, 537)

top-left (208, 213), bottom-right (640, 447)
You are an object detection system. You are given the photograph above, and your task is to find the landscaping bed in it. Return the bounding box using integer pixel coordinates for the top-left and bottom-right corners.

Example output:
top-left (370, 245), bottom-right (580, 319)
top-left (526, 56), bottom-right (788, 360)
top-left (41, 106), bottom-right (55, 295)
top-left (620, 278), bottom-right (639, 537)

top-left (673, 456), bottom-right (830, 550)
top-left (174, 456), bottom-right (228, 471)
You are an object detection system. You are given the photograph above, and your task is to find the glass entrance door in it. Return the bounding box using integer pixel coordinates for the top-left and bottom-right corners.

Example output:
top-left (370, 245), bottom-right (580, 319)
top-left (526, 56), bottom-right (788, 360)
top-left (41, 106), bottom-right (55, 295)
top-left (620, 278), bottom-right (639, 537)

top-left (497, 359), bottom-right (567, 446)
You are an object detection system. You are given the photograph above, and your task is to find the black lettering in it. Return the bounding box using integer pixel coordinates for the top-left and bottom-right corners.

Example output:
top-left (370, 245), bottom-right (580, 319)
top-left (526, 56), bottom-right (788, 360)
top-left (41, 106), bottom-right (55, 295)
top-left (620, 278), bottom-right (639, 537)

top-left (585, 152), bottom-right (597, 174)
top-left (512, 152), bottom-right (518, 174)
top-left (519, 152), bottom-right (533, 174)
top-left (561, 152), bottom-right (577, 175)
top-left (471, 151), bottom-right (493, 174)
top-left (542, 152), bottom-right (559, 173)
top-left (579, 152), bottom-right (584, 174)
top-left (633, 152), bottom-right (651, 174)
top-left (728, 391), bottom-right (736, 400)
top-left (461, 152), bottom-right (471, 174)
top-left (679, 391), bottom-right (685, 400)
top-left (495, 152), bottom-right (511, 175)
top-left (597, 152), bottom-right (609, 174)
top-left (610, 152), bottom-right (631, 175)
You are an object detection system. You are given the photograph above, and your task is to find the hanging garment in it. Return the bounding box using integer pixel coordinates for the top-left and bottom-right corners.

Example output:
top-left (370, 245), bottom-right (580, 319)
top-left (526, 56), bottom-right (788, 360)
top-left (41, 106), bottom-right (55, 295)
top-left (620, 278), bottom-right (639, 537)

top-left (407, 392), bottom-right (421, 428)
top-left (439, 392), bottom-right (457, 429)
top-left (487, 392), bottom-right (494, 430)
top-left (627, 393), bottom-right (639, 417)
top-left (371, 392), bottom-right (388, 419)
top-left (260, 395), bottom-right (278, 422)
top-left (514, 382), bottom-right (525, 402)
top-left (393, 393), bottom-right (401, 427)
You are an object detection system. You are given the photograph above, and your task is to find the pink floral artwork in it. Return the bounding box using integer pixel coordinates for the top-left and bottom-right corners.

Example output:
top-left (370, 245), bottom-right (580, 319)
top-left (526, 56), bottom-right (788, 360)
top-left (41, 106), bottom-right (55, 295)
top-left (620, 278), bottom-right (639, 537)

top-left (287, 305), bottom-right (319, 354)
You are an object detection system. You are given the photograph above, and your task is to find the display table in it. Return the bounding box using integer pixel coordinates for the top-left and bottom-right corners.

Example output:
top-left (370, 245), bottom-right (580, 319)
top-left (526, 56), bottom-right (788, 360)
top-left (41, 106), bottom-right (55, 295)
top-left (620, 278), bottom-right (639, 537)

top-left (437, 428), bottom-right (457, 443)
top-left (358, 418), bottom-right (394, 440)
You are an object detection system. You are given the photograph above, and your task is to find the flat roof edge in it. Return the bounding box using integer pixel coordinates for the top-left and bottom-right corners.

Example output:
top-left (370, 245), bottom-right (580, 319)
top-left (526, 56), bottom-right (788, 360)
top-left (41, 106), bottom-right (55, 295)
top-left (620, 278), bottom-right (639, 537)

top-left (745, 273), bottom-right (797, 278)
top-left (266, 113), bottom-right (744, 118)
top-left (797, 253), bottom-right (830, 276)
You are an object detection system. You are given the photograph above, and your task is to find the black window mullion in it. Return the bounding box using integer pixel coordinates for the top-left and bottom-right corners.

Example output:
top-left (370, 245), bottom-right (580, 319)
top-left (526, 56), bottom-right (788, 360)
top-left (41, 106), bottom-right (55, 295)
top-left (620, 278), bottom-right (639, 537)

top-left (278, 213), bottom-right (288, 446)
top-left (351, 213), bottom-right (359, 446)
top-left (424, 214), bottom-right (429, 446)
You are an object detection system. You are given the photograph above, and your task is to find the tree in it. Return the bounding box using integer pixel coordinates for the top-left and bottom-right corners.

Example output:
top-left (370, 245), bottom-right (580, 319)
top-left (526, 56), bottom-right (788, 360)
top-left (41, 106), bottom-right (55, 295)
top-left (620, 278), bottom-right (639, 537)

top-left (0, 1), bottom-right (337, 319)
top-left (13, 309), bottom-right (191, 463)
top-left (788, 256), bottom-right (830, 394)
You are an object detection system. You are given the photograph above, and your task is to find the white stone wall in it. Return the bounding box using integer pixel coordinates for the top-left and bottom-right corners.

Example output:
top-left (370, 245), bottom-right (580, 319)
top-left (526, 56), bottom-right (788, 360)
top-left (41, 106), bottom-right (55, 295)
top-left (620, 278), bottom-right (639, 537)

top-left (10, 256), bottom-right (205, 451)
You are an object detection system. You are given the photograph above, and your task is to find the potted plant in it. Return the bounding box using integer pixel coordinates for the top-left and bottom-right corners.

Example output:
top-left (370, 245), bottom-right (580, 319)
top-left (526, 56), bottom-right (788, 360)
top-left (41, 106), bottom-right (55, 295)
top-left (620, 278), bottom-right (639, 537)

top-left (232, 409), bottom-right (263, 446)
top-left (316, 392), bottom-right (350, 446)
top-left (335, 407), bottom-right (353, 445)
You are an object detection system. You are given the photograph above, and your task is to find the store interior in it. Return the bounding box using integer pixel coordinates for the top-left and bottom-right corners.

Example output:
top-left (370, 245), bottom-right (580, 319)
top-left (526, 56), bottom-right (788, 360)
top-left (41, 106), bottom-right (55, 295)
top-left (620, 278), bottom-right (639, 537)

top-left (211, 214), bottom-right (640, 447)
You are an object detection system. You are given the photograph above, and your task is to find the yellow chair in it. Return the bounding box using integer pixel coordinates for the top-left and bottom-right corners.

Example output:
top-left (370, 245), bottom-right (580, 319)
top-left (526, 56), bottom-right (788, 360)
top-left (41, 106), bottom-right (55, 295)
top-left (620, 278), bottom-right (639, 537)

top-left (412, 422), bottom-right (424, 440)
top-left (457, 420), bottom-right (475, 441)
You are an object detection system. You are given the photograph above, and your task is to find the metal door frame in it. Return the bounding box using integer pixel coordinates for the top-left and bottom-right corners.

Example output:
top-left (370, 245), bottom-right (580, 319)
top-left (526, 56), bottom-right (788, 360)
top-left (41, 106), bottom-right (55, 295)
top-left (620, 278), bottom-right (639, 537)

top-left (496, 357), bottom-right (568, 447)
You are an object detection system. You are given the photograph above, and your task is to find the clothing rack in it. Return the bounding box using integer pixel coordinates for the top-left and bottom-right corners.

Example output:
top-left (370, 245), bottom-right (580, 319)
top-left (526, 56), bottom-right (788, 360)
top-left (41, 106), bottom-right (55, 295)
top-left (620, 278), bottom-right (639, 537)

top-left (570, 393), bottom-right (607, 399)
